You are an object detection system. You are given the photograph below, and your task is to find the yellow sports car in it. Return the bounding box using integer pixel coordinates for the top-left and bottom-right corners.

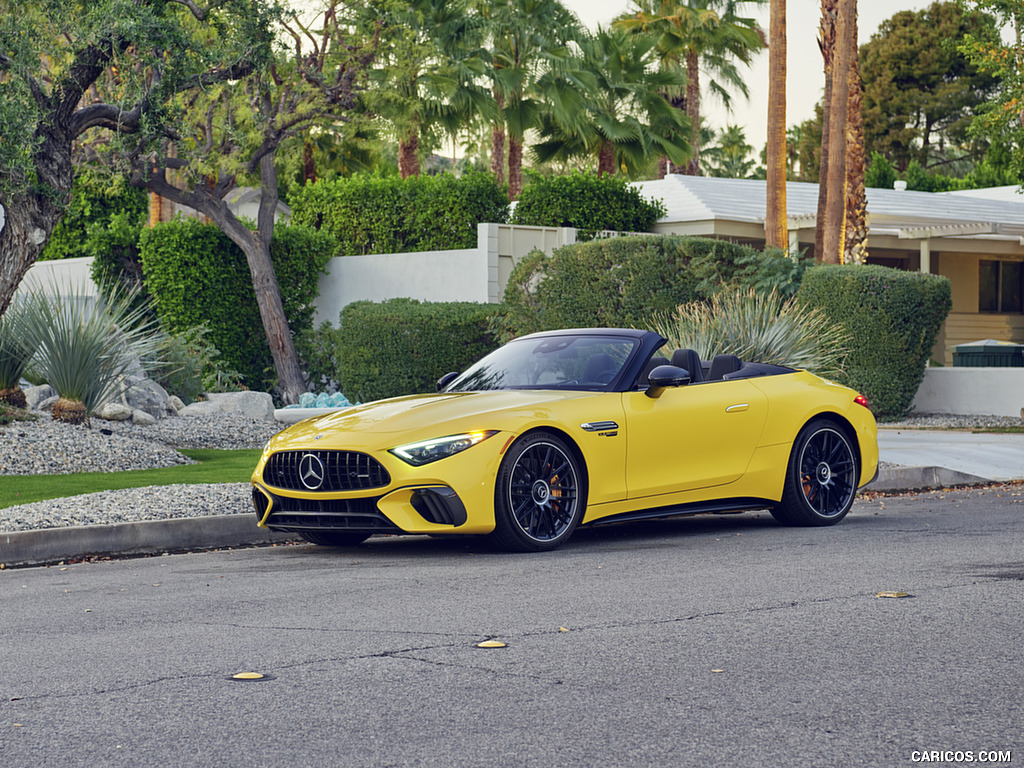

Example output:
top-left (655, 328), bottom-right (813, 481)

top-left (251, 328), bottom-right (878, 552)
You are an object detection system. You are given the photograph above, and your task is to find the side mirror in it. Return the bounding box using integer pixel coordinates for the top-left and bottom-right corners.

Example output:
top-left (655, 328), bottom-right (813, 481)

top-left (645, 365), bottom-right (691, 398)
top-left (436, 371), bottom-right (459, 392)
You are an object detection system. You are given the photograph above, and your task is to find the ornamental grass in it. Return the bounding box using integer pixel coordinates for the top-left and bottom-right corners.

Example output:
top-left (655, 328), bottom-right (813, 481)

top-left (649, 287), bottom-right (850, 380)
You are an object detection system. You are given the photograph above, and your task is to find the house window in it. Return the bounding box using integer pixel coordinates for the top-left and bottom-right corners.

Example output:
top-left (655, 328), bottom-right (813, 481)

top-left (979, 260), bottom-right (1022, 313)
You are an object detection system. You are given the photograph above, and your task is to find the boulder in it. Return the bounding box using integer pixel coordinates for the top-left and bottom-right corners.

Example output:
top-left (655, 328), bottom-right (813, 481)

top-left (120, 376), bottom-right (177, 420)
top-left (96, 402), bottom-right (133, 421)
top-left (36, 395), bottom-right (59, 412)
top-left (169, 395), bottom-right (187, 414)
top-left (24, 385), bottom-right (56, 411)
top-left (132, 409), bottom-right (157, 426)
top-left (181, 391), bottom-right (275, 421)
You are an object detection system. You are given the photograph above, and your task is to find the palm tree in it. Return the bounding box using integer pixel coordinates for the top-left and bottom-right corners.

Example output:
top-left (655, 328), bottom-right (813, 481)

top-left (703, 124), bottom-right (756, 177)
top-left (843, 3), bottom-right (867, 264)
top-left (765, 0), bottom-right (786, 249)
top-left (615, 0), bottom-right (766, 176)
top-left (477, 0), bottom-right (584, 198)
top-left (366, 0), bottom-right (492, 178)
top-left (532, 26), bottom-right (691, 177)
top-left (821, 0), bottom-right (854, 264)
top-left (814, 0), bottom-right (836, 260)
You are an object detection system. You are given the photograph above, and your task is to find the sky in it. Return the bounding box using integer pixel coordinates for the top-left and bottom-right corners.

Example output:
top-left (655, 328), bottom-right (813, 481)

top-left (563, 0), bottom-right (941, 151)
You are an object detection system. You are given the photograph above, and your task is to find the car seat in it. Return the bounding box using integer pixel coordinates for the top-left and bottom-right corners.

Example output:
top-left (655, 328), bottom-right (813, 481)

top-left (670, 348), bottom-right (705, 383)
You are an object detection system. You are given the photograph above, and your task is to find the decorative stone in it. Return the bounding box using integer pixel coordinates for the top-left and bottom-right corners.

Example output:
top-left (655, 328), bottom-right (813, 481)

top-left (36, 395), bottom-right (59, 412)
top-left (180, 391), bottom-right (275, 421)
top-left (120, 376), bottom-right (177, 420)
top-left (169, 396), bottom-right (186, 414)
top-left (24, 385), bottom-right (56, 411)
top-left (132, 409), bottom-right (157, 426)
top-left (96, 402), bottom-right (133, 421)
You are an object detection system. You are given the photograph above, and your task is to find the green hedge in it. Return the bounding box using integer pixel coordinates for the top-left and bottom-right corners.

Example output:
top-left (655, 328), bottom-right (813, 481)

top-left (796, 264), bottom-right (952, 420)
top-left (335, 299), bottom-right (502, 402)
top-left (497, 235), bottom-right (804, 339)
top-left (510, 172), bottom-right (666, 240)
top-left (140, 219), bottom-right (333, 390)
top-left (288, 172), bottom-right (509, 257)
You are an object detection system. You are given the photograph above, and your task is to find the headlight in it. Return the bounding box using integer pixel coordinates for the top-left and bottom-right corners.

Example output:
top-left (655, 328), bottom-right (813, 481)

top-left (390, 431), bottom-right (498, 466)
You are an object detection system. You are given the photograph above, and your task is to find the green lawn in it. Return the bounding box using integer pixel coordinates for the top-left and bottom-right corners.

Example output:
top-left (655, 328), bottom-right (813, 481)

top-left (0, 449), bottom-right (262, 509)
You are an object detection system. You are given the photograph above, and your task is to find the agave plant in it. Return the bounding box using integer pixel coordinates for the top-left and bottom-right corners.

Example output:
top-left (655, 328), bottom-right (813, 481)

top-left (0, 299), bottom-right (39, 409)
top-left (18, 279), bottom-right (167, 424)
top-left (649, 288), bottom-right (850, 380)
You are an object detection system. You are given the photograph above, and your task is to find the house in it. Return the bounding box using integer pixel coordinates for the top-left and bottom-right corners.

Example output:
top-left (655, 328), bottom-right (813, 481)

top-left (633, 175), bottom-right (1024, 365)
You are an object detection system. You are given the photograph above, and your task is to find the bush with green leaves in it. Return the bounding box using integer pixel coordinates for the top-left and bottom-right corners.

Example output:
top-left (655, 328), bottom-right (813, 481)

top-left (796, 264), bottom-right (952, 420)
top-left (0, 299), bottom-right (39, 407)
top-left (140, 219), bottom-right (333, 390)
top-left (650, 288), bottom-right (850, 380)
top-left (510, 172), bottom-right (667, 240)
top-left (149, 324), bottom-right (246, 404)
top-left (335, 299), bottom-right (503, 402)
top-left (17, 281), bottom-right (166, 417)
top-left (288, 172), bottom-right (509, 257)
top-left (497, 235), bottom-right (804, 340)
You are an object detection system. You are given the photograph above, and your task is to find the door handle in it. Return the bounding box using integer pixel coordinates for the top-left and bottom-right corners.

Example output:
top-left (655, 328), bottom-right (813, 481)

top-left (725, 403), bottom-right (749, 413)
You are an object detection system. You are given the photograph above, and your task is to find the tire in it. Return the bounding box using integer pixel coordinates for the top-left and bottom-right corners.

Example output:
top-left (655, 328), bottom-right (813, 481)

top-left (489, 432), bottom-right (586, 552)
top-left (772, 419), bottom-right (858, 527)
top-left (299, 531), bottom-right (372, 547)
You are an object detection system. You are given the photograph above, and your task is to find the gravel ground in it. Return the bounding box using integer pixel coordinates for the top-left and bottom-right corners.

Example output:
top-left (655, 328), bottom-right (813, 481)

top-left (0, 411), bottom-right (1019, 534)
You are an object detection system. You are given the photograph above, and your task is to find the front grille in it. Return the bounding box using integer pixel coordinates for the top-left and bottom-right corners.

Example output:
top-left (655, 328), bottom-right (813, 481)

top-left (265, 496), bottom-right (397, 532)
top-left (263, 450), bottom-right (390, 492)
top-left (252, 487), bottom-right (270, 520)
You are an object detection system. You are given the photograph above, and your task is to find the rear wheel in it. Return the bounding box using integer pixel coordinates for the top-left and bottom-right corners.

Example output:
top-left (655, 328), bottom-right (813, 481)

top-left (299, 531), bottom-right (372, 547)
top-left (772, 419), bottom-right (858, 527)
top-left (490, 432), bottom-right (586, 552)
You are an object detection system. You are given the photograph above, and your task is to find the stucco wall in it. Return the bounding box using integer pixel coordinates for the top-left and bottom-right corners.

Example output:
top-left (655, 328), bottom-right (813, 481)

top-left (912, 367), bottom-right (1024, 418)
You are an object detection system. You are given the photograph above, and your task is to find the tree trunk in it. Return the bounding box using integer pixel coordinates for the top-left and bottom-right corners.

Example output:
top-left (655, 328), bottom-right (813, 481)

top-left (668, 91), bottom-right (689, 174)
top-left (814, 0), bottom-right (836, 262)
top-left (821, 0), bottom-right (854, 265)
top-left (398, 130), bottom-right (420, 179)
top-left (598, 141), bottom-right (616, 177)
top-left (508, 134), bottom-right (524, 200)
top-left (491, 90), bottom-right (505, 188)
top-left (844, 8), bottom-right (868, 265)
top-left (684, 51), bottom-right (701, 176)
top-left (765, 0), bottom-right (788, 250)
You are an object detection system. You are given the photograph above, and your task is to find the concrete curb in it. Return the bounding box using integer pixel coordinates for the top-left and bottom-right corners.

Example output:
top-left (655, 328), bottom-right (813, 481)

top-left (0, 468), bottom-right (1004, 568)
top-left (868, 465), bottom-right (994, 492)
top-left (1, 514), bottom-right (293, 569)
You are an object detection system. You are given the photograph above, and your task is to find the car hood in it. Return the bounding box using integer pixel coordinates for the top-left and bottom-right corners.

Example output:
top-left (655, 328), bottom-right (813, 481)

top-left (271, 390), bottom-right (603, 450)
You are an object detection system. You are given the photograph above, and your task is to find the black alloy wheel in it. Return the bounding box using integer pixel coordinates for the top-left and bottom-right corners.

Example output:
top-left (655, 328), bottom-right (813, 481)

top-left (773, 419), bottom-right (858, 526)
top-left (490, 432), bottom-right (586, 552)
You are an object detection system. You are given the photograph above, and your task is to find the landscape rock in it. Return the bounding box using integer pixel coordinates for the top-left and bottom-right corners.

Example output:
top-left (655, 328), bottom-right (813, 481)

top-left (169, 396), bottom-right (187, 414)
top-left (24, 385), bottom-right (56, 410)
top-left (36, 395), bottom-right (59, 412)
top-left (180, 391), bottom-right (275, 421)
top-left (132, 409), bottom-right (157, 426)
top-left (96, 402), bottom-right (133, 421)
top-left (120, 376), bottom-right (177, 420)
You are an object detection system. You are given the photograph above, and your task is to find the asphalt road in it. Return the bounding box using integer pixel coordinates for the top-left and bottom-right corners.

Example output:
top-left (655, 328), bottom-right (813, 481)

top-left (2, 486), bottom-right (1021, 768)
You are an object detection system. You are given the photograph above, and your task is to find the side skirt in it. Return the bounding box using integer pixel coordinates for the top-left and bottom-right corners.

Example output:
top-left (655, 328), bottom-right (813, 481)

top-left (586, 497), bottom-right (776, 527)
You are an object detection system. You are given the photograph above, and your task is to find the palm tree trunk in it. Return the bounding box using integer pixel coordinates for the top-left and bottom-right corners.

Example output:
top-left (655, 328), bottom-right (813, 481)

top-left (399, 131), bottom-right (420, 179)
top-left (598, 141), bottom-right (616, 177)
top-left (765, 0), bottom-right (788, 250)
top-left (821, 0), bottom-right (853, 265)
top-left (508, 134), bottom-right (523, 200)
top-left (815, 0), bottom-right (837, 262)
top-left (684, 51), bottom-right (701, 176)
top-left (844, 8), bottom-right (868, 265)
top-left (491, 90), bottom-right (505, 188)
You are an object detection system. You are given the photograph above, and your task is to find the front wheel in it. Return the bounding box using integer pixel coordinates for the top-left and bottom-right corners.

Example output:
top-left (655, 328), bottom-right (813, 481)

top-left (490, 432), bottom-right (586, 552)
top-left (772, 419), bottom-right (858, 527)
top-left (299, 531), bottom-right (372, 547)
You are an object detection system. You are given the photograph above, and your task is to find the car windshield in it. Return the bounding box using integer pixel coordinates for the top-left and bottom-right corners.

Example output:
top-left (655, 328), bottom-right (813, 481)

top-left (445, 334), bottom-right (639, 392)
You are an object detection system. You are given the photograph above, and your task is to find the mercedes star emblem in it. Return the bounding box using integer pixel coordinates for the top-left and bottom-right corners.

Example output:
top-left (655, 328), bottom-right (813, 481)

top-left (298, 453), bottom-right (326, 490)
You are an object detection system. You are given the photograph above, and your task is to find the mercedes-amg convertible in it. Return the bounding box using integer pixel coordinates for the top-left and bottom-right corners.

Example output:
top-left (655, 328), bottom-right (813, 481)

top-left (251, 328), bottom-right (878, 552)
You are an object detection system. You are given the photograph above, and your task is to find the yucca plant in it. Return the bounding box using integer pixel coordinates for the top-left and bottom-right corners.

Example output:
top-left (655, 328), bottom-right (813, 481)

top-left (0, 299), bottom-right (40, 409)
top-left (18, 280), bottom-right (167, 425)
top-left (649, 288), bottom-right (851, 380)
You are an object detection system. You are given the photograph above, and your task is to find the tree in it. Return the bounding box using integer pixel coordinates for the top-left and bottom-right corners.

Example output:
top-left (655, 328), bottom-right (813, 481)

top-left (615, 0), bottom-right (766, 176)
top-left (0, 1), bottom-right (385, 403)
top-left (0, 0), bottom-right (272, 320)
top-left (860, 1), bottom-right (1000, 172)
top-left (844, 5), bottom-right (868, 265)
top-left (765, 0), bottom-right (786, 248)
top-left (478, 0), bottom-right (584, 199)
top-left (531, 26), bottom-right (690, 177)
top-left (703, 124), bottom-right (756, 177)
top-left (821, 0), bottom-right (854, 265)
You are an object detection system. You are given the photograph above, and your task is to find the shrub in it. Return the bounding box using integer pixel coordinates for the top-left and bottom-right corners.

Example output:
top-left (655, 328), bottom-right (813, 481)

top-left (150, 325), bottom-right (246, 404)
top-left (288, 172), bottom-right (509, 257)
top-left (17, 280), bottom-right (166, 421)
top-left (496, 235), bottom-right (799, 340)
top-left (510, 172), bottom-right (666, 240)
top-left (796, 264), bottom-right (952, 420)
top-left (0, 299), bottom-right (39, 407)
top-left (140, 219), bottom-right (332, 390)
top-left (335, 299), bottom-right (503, 402)
top-left (650, 288), bottom-right (850, 380)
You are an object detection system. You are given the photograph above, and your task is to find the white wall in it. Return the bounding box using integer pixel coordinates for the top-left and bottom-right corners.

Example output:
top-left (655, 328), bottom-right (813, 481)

top-left (13, 256), bottom-right (97, 300)
top-left (912, 367), bottom-right (1024, 418)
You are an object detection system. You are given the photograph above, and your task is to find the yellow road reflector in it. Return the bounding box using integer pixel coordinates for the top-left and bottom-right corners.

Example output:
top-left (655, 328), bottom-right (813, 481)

top-left (876, 591), bottom-right (912, 599)
top-left (231, 672), bottom-right (266, 680)
top-left (476, 640), bottom-right (507, 648)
